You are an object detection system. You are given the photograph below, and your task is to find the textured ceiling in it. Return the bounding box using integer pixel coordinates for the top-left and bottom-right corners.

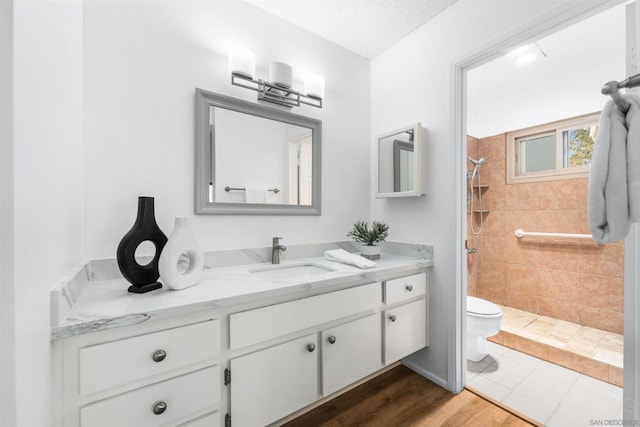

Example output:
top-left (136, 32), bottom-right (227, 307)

top-left (244, 0), bottom-right (459, 59)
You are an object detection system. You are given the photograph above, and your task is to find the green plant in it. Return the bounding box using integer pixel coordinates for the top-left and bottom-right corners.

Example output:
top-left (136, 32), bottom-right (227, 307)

top-left (347, 220), bottom-right (389, 246)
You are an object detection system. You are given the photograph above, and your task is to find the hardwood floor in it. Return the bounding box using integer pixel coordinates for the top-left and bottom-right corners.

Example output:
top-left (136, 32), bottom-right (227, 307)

top-left (284, 365), bottom-right (535, 427)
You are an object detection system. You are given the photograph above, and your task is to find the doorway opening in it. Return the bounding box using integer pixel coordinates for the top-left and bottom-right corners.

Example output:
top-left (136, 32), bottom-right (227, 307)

top-left (462, 2), bottom-right (631, 424)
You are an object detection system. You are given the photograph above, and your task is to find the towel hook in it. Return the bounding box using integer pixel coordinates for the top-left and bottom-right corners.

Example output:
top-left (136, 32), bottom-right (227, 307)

top-left (601, 81), bottom-right (629, 112)
top-left (601, 72), bottom-right (640, 112)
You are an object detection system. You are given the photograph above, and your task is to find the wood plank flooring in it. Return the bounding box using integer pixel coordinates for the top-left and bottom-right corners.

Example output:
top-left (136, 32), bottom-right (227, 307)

top-left (284, 365), bottom-right (535, 427)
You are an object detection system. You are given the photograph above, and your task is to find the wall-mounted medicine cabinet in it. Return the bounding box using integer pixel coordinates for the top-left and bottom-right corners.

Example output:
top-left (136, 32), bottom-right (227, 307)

top-left (376, 123), bottom-right (426, 198)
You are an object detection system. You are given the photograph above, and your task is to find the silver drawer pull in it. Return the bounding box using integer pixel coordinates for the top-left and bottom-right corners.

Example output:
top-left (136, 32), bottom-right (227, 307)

top-left (307, 343), bottom-right (316, 352)
top-left (152, 349), bottom-right (167, 363)
top-left (405, 284), bottom-right (413, 292)
top-left (152, 401), bottom-right (167, 415)
top-left (328, 336), bottom-right (336, 344)
top-left (389, 315), bottom-right (397, 322)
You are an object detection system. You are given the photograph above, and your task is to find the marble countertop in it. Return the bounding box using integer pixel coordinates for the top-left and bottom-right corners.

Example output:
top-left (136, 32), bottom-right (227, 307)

top-left (51, 242), bottom-right (432, 340)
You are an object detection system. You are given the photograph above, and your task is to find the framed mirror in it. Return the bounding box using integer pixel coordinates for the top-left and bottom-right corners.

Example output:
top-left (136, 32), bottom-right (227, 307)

top-left (195, 88), bottom-right (322, 215)
top-left (376, 123), bottom-right (426, 198)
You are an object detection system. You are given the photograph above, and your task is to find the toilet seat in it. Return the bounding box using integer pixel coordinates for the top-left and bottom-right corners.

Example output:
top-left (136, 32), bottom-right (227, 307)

top-left (467, 296), bottom-right (501, 316)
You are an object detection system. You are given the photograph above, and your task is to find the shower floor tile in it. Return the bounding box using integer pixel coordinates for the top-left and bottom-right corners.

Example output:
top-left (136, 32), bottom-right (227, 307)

top-left (466, 342), bottom-right (623, 426)
top-left (498, 304), bottom-right (623, 369)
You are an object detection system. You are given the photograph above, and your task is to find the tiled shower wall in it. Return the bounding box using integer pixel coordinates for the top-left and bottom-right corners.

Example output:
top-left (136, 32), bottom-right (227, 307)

top-left (467, 134), bottom-right (624, 334)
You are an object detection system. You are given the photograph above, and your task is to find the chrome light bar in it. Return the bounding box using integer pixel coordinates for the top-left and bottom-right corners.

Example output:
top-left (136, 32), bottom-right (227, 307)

top-left (231, 74), bottom-right (322, 109)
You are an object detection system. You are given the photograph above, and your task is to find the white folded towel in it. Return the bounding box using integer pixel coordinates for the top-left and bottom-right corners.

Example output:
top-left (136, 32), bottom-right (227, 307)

top-left (588, 94), bottom-right (640, 243)
top-left (324, 249), bottom-right (376, 269)
top-left (245, 187), bottom-right (267, 204)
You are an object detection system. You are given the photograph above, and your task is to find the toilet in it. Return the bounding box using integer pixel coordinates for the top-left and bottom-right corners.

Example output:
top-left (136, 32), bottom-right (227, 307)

top-left (466, 296), bottom-right (503, 362)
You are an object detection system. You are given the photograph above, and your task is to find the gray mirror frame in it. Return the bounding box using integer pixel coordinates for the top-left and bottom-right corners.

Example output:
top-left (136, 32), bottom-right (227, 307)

top-left (195, 88), bottom-right (322, 215)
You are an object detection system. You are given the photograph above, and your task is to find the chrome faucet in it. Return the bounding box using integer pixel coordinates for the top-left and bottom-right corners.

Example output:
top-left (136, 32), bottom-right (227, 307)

top-left (272, 237), bottom-right (287, 264)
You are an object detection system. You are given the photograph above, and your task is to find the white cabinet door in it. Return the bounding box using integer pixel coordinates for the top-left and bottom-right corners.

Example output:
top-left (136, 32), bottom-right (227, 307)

top-left (321, 314), bottom-right (382, 396)
top-left (384, 299), bottom-right (427, 364)
top-left (230, 334), bottom-right (318, 427)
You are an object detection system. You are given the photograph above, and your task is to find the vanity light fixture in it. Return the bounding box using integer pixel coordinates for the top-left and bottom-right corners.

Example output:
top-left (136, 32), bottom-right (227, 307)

top-left (229, 52), bottom-right (323, 109)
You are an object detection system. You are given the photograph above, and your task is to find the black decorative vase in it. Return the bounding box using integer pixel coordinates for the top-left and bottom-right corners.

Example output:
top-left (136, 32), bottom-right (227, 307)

top-left (117, 197), bottom-right (168, 294)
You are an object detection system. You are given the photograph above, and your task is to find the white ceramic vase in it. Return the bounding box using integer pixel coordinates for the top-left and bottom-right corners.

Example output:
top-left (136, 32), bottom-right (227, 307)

top-left (360, 244), bottom-right (381, 260)
top-left (159, 218), bottom-right (204, 290)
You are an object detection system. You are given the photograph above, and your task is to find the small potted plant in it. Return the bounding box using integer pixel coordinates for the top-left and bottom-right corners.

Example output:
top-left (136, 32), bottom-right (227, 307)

top-left (347, 220), bottom-right (389, 260)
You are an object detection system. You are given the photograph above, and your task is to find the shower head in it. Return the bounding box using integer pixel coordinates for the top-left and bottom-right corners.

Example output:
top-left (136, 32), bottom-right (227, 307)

top-left (467, 156), bottom-right (486, 167)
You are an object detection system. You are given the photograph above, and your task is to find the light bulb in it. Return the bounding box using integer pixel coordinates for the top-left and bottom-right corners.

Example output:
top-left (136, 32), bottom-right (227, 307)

top-left (228, 50), bottom-right (255, 79)
top-left (304, 74), bottom-right (325, 99)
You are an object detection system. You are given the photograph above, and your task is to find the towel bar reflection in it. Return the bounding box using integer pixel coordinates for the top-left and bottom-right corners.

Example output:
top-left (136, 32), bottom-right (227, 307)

top-left (514, 229), bottom-right (592, 239)
top-left (602, 71), bottom-right (640, 111)
top-left (224, 186), bottom-right (280, 194)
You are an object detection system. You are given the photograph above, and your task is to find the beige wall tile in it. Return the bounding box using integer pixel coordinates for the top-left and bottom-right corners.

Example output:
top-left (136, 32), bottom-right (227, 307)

top-left (478, 236), bottom-right (506, 264)
top-left (578, 274), bottom-right (623, 312)
top-left (537, 297), bottom-right (579, 324)
top-left (547, 347), bottom-right (609, 382)
top-left (609, 366), bottom-right (623, 387)
top-left (505, 265), bottom-right (538, 294)
top-left (578, 306), bottom-right (623, 335)
top-left (505, 236), bottom-right (538, 267)
top-left (483, 183), bottom-right (505, 212)
top-left (537, 268), bottom-right (578, 301)
top-left (505, 183), bottom-right (541, 211)
top-left (537, 242), bottom-right (579, 271)
top-left (478, 210), bottom-right (505, 236)
top-left (579, 244), bottom-right (624, 278)
top-left (472, 132), bottom-right (623, 335)
top-left (502, 331), bottom-right (549, 360)
top-left (538, 180), bottom-right (580, 210)
top-left (505, 291), bottom-right (539, 313)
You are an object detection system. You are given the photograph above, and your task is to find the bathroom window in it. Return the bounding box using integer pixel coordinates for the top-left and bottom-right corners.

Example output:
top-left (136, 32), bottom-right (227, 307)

top-left (506, 112), bottom-right (599, 183)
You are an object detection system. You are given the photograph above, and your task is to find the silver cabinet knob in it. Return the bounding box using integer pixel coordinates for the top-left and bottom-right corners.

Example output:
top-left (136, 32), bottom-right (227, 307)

top-left (405, 284), bottom-right (413, 292)
top-left (307, 343), bottom-right (316, 352)
top-left (389, 315), bottom-right (397, 322)
top-left (328, 336), bottom-right (336, 344)
top-left (152, 401), bottom-right (167, 415)
top-left (152, 349), bottom-right (167, 363)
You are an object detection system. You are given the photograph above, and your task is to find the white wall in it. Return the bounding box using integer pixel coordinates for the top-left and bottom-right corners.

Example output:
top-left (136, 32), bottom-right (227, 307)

top-left (468, 3), bottom-right (626, 138)
top-left (370, 0), bottom-right (604, 388)
top-left (0, 1), bottom-right (14, 424)
top-left (8, 1), bottom-right (85, 425)
top-left (83, 0), bottom-right (371, 259)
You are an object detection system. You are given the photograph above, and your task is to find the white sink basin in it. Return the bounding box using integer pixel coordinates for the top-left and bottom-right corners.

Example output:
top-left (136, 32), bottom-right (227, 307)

top-left (249, 262), bottom-right (336, 280)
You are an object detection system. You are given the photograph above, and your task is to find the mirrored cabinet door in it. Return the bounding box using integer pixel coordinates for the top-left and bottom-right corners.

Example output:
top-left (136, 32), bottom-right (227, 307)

top-left (376, 123), bottom-right (426, 198)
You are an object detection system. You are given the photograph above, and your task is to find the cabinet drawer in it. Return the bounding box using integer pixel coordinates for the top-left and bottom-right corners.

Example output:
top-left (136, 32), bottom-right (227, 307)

top-left (384, 299), bottom-right (427, 364)
top-left (230, 283), bottom-right (380, 349)
top-left (385, 273), bottom-right (426, 305)
top-left (177, 411), bottom-right (220, 427)
top-left (80, 366), bottom-right (219, 427)
top-left (79, 319), bottom-right (219, 396)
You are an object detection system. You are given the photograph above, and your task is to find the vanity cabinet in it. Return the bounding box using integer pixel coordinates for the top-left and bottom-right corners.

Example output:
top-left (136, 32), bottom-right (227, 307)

top-left (54, 269), bottom-right (429, 427)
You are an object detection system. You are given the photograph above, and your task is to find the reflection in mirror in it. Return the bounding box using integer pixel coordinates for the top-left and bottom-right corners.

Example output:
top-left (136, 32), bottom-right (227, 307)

top-left (376, 123), bottom-right (425, 198)
top-left (195, 89), bottom-right (322, 215)
top-left (394, 140), bottom-right (414, 192)
top-left (211, 108), bottom-right (313, 206)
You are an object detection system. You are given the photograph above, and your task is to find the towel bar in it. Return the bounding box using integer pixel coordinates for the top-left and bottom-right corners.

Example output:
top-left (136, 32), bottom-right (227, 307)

top-left (514, 229), bottom-right (592, 239)
top-left (224, 186), bottom-right (280, 194)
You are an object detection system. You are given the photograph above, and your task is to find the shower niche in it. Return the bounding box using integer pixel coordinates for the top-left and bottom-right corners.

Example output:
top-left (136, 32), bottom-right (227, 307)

top-left (376, 123), bottom-right (427, 198)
